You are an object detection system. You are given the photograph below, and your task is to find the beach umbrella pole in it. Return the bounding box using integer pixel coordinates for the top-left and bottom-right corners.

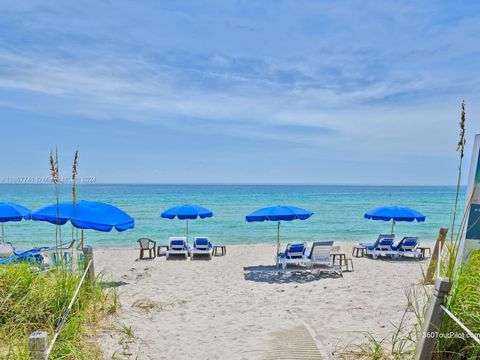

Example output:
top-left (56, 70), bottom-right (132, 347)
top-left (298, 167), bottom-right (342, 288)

top-left (276, 221), bottom-right (280, 267)
top-left (391, 220), bottom-right (396, 235)
top-left (186, 219), bottom-right (189, 245)
top-left (81, 229), bottom-right (84, 249)
top-left (1, 223), bottom-right (4, 243)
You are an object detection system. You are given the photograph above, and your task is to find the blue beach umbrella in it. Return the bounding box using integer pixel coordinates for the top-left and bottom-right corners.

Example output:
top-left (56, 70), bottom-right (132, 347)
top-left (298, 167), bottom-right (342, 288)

top-left (364, 206), bottom-right (426, 234)
top-left (246, 206), bottom-right (314, 266)
top-left (161, 205), bottom-right (213, 244)
top-left (32, 200), bottom-right (134, 247)
top-left (0, 203), bottom-right (31, 243)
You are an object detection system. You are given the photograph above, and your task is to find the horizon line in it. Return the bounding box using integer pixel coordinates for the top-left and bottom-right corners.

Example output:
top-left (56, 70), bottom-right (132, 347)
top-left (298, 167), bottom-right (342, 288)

top-left (0, 182), bottom-right (467, 187)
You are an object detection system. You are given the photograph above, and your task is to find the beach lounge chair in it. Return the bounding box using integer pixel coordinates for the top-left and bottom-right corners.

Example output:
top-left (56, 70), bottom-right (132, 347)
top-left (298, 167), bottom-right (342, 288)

top-left (392, 237), bottom-right (421, 258)
top-left (0, 250), bottom-right (42, 265)
top-left (166, 237), bottom-right (189, 259)
top-left (0, 240), bottom-right (79, 267)
top-left (360, 234), bottom-right (396, 259)
top-left (40, 240), bottom-right (79, 268)
top-left (359, 234), bottom-right (395, 248)
top-left (190, 237), bottom-right (213, 259)
top-left (277, 243), bottom-right (309, 269)
top-left (308, 241), bottom-right (342, 274)
top-left (137, 238), bottom-right (156, 260)
top-left (0, 245), bottom-right (48, 266)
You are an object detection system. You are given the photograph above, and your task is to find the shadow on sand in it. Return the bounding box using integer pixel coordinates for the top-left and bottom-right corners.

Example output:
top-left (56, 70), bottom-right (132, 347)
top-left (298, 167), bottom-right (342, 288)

top-left (243, 265), bottom-right (342, 284)
top-left (190, 256), bottom-right (213, 261)
top-left (366, 256), bottom-right (429, 263)
top-left (166, 255), bottom-right (189, 261)
top-left (99, 280), bottom-right (129, 289)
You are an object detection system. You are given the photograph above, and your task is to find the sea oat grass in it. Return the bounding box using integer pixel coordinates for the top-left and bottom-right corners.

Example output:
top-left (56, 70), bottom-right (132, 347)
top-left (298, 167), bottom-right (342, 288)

top-left (0, 263), bottom-right (114, 359)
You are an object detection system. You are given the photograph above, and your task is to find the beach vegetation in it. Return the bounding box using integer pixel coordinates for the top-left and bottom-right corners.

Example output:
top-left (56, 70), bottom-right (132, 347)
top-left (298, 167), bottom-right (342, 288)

top-left (106, 287), bottom-right (120, 315)
top-left (436, 249), bottom-right (480, 359)
top-left (0, 148), bottom-right (118, 359)
top-left (432, 101), bottom-right (480, 358)
top-left (0, 262), bottom-right (117, 359)
top-left (71, 147), bottom-right (81, 251)
top-left (448, 100), bottom-right (466, 261)
top-left (442, 100), bottom-right (471, 282)
top-left (49, 147), bottom-right (62, 262)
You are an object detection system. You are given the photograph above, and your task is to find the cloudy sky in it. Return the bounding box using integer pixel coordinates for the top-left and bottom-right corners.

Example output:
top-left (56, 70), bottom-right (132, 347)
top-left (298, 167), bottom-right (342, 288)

top-left (0, 0), bottom-right (479, 184)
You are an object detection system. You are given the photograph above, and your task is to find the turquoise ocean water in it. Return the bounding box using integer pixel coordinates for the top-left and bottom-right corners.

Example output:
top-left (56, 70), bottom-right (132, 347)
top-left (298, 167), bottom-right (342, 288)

top-left (0, 185), bottom-right (465, 248)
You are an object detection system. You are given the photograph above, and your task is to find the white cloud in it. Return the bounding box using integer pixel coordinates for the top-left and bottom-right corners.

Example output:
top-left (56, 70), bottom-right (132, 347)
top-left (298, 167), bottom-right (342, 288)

top-left (0, 45), bottom-right (477, 160)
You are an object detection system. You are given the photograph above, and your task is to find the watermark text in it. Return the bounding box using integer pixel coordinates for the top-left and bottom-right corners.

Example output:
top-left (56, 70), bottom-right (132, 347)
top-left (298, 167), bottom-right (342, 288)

top-left (0, 176), bottom-right (97, 184)
top-left (422, 331), bottom-right (480, 340)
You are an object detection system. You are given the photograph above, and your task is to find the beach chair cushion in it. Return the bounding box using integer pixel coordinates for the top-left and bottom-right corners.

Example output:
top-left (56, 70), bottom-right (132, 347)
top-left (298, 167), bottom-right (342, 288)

top-left (366, 241), bottom-right (393, 251)
top-left (170, 239), bottom-right (187, 250)
top-left (279, 243), bottom-right (306, 259)
top-left (393, 237), bottom-right (419, 251)
top-left (364, 235), bottom-right (395, 251)
top-left (194, 237), bottom-right (212, 250)
top-left (361, 234), bottom-right (395, 249)
top-left (376, 238), bottom-right (394, 250)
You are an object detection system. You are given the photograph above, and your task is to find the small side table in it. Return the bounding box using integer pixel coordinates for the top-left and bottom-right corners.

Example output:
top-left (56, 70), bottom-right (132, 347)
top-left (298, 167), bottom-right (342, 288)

top-left (157, 245), bottom-right (169, 256)
top-left (417, 246), bottom-right (431, 259)
top-left (352, 245), bottom-right (367, 258)
top-left (331, 253), bottom-right (354, 272)
top-left (213, 245), bottom-right (226, 256)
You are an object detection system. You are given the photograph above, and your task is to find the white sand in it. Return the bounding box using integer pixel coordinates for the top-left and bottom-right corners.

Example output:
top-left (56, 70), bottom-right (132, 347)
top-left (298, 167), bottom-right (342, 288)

top-left (94, 243), bottom-right (431, 360)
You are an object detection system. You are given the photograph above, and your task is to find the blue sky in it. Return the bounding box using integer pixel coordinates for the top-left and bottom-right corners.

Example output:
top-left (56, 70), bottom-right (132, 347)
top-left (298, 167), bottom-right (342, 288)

top-left (0, 0), bottom-right (479, 184)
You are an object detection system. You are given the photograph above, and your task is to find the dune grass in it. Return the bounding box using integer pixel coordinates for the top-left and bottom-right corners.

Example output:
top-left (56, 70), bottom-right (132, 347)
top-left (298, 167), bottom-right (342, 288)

top-left (435, 249), bottom-right (480, 359)
top-left (0, 262), bottom-right (117, 359)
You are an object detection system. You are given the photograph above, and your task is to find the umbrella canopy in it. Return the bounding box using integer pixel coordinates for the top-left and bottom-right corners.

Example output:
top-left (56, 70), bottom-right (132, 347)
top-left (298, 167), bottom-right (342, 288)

top-left (245, 206), bottom-right (313, 266)
top-left (32, 200), bottom-right (134, 232)
top-left (0, 203), bottom-right (31, 222)
top-left (0, 203), bottom-right (31, 243)
top-left (161, 205), bottom-right (213, 220)
top-left (161, 205), bottom-right (213, 244)
top-left (246, 206), bottom-right (313, 222)
top-left (364, 206), bottom-right (425, 234)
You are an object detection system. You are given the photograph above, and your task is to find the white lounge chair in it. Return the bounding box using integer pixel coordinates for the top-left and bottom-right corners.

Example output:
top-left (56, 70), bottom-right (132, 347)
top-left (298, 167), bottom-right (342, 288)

top-left (166, 237), bottom-right (189, 259)
top-left (277, 243), bottom-right (310, 269)
top-left (361, 235), bottom-right (396, 259)
top-left (360, 234), bottom-right (395, 248)
top-left (190, 237), bottom-right (213, 259)
top-left (308, 241), bottom-right (342, 274)
top-left (40, 240), bottom-right (78, 268)
top-left (392, 237), bottom-right (421, 258)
